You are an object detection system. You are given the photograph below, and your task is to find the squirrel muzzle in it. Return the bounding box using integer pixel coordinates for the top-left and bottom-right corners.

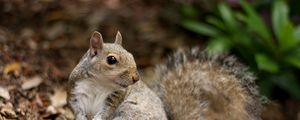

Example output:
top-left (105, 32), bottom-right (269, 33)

top-left (132, 72), bottom-right (139, 83)
top-left (128, 67), bottom-right (140, 84)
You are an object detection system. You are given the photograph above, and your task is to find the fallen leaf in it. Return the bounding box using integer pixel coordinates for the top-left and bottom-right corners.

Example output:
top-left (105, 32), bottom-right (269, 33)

top-left (44, 22), bottom-right (66, 40)
top-left (3, 62), bottom-right (21, 76)
top-left (50, 88), bottom-right (67, 108)
top-left (35, 94), bottom-right (44, 107)
top-left (27, 39), bottom-right (38, 50)
top-left (35, 92), bottom-right (51, 107)
top-left (46, 105), bottom-right (57, 114)
top-left (64, 107), bottom-right (75, 120)
top-left (21, 76), bottom-right (43, 90)
top-left (0, 103), bottom-right (17, 118)
top-left (0, 86), bottom-right (10, 100)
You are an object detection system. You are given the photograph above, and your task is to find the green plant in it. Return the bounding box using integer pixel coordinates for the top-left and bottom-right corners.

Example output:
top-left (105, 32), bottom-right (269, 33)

top-left (181, 0), bottom-right (300, 99)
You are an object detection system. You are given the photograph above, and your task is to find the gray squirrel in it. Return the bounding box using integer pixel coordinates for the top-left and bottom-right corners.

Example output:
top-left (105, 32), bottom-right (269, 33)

top-left (68, 31), bottom-right (262, 120)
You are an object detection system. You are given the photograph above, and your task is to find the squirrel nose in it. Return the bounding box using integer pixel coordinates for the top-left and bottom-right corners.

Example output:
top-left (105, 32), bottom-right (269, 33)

top-left (128, 67), bottom-right (139, 83)
top-left (132, 72), bottom-right (139, 83)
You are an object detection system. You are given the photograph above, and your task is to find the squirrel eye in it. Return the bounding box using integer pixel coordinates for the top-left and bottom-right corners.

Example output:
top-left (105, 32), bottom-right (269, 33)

top-left (106, 56), bottom-right (118, 65)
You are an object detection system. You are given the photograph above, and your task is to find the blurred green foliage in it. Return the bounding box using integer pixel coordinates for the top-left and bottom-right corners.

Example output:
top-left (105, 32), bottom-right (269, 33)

top-left (181, 0), bottom-right (300, 99)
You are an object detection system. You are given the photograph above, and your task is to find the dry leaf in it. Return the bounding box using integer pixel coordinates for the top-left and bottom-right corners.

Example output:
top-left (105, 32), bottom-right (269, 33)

top-left (44, 23), bottom-right (66, 40)
top-left (3, 62), bottom-right (21, 76)
top-left (35, 94), bottom-right (44, 107)
top-left (0, 103), bottom-right (17, 118)
top-left (0, 86), bottom-right (10, 100)
top-left (64, 107), bottom-right (75, 120)
top-left (27, 39), bottom-right (38, 50)
top-left (35, 92), bottom-right (51, 107)
top-left (46, 105), bottom-right (57, 114)
top-left (50, 88), bottom-right (67, 108)
top-left (21, 76), bottom-right (43, 90)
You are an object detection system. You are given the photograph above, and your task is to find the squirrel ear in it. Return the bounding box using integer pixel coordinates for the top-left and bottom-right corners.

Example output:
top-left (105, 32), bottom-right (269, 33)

top-left (114, 31), bottom-right (122, 45)
top-left (90, 31), bottom-right (103, 57)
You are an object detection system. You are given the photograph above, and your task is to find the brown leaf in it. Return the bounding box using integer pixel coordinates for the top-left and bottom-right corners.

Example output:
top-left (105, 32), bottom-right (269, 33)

top-left (0, 103), bottom-right (17, 118)
top-left (21, 76), bottom-right (43, 90)
top-left (0, 86), bottom-right (10, 100)
top-left (64, 107), bottom-right (75, 120)
top-left (3, 62), bottom-right (21, 76)
top-left (46, 105), bottom-right (57, 114)
top-left (50, 88), bottom-right (67, 108)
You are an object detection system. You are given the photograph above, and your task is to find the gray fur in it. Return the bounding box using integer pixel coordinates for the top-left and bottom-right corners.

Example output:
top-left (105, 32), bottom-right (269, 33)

top-left (151, 47), bottom-right (262, 120)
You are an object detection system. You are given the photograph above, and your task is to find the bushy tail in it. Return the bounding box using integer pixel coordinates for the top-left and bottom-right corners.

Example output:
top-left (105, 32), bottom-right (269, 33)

top-left (150, 48), bottom-right (262, 120)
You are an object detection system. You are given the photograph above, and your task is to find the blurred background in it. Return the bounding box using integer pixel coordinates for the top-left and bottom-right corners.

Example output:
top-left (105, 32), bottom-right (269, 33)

top-left (0, 0), bottom-right (300, 119)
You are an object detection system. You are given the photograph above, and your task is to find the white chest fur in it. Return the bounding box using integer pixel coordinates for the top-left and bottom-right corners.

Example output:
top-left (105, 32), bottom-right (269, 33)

top-left (73, 79), bottom-right (113, 117)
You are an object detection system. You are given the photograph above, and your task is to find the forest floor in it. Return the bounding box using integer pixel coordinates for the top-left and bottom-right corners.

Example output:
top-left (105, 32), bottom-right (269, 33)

top-left (0, 0), bottom-right (299, 120)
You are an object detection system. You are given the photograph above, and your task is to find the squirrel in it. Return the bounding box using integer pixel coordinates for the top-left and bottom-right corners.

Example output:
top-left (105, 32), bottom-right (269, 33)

top-left (68, 31), bottom-right (262, 120)
top-left (67, 31), bottom-right (167, 120)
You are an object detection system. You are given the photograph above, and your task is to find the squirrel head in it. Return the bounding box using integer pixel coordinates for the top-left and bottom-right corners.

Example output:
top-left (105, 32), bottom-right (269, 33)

top-left (86, 31), bottom-right (139, 89)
